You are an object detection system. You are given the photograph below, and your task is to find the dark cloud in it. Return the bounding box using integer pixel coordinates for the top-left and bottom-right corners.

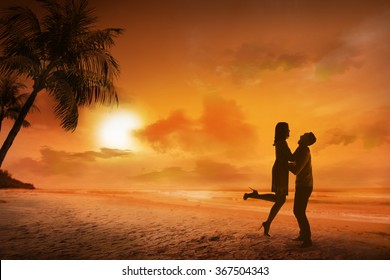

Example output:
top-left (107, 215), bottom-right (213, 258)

top-left (219, 43), bottom-right (308, 86)
top-left (317, 106), bottom-right (390, 150)
top-left (315, 46), bottom-right (361, 79)
top-left (228, 43), bottom-right (308, 71)
top-left (359, 106), bottom-right (390, 149)
top-left (191, 10), bottom-right (390, 87)
top-left (321, 128), bottom-right (358, 147)
top-left (360, 107), bottom-right (390, 149)
top-left (316, 10), bottom-right (390, 79)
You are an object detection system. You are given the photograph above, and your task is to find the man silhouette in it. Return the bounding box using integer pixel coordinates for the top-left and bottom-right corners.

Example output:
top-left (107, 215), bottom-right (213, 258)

top-left (289, 132), bottom-right (316, 248)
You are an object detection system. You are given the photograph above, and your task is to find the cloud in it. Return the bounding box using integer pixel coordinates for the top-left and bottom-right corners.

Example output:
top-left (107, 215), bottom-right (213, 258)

top-left (315, 47), bottom-right (361, 79)
top-left (135, 96), bottom-right (258, 157)
top-left (229, 43), bottom-right (308, 71)
top-left (194, 159), bottom-right (252, 183)
top-left (321, 128), bottom-right (358, 147)
top-left (221, 43), bottom-right (308, 86)
top-left (44, 146), bottom-right (132, 162)
top-left (317, 106), bottom-right (390, 150)
top-left (130, 166), bottom-right (192, 185)
top-left (135, 110), bottom-right (198, 152)
top-left (360, 106), bottom-right (390, 149)
top-left (315, 159), bottom-right (390, 189)
top-left (130, 158), bottom-right (253, 187)
top-left (210, 10), bottom-right (390, 85)
top-left (186, 10), bottom-right (390, 88)
top-left (316, 10), bottom-right (390, 79)
top-left (13, 147), bottom-right (133, 177)
top-left (61, 147), bottom-right (133, 162)
top-left (186, 40), bottom-right (311, 89)
top-left (200, 96), bottom-right (257, 145)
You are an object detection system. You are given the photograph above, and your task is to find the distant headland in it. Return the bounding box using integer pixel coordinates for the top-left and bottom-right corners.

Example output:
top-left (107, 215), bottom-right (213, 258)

top-left (0, 170), bottom-right (35, 190)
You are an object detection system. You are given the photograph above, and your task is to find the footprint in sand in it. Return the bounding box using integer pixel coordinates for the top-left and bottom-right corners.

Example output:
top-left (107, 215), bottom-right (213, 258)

top-left (208, 235), bottom-right (220, 241)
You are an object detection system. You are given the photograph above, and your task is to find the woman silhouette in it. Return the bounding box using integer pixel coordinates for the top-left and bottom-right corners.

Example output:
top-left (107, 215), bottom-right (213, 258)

top-left (243, 122), bottom-right (293, 236)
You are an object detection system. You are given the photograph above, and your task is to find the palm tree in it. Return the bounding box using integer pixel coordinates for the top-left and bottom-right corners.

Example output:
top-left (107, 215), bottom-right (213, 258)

top-left (0, 75), bottom-right (34, 132)
top-left (0, 0), bottom-right (123, 167)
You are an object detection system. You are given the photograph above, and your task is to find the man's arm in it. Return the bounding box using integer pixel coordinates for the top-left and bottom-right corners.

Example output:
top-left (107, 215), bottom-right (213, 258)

top-left (289, 147), bottom-right (309, 175)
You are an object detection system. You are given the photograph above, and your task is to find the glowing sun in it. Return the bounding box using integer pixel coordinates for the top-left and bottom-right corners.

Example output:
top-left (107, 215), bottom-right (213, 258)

top-left (99, 112), bottom-right (142, 150)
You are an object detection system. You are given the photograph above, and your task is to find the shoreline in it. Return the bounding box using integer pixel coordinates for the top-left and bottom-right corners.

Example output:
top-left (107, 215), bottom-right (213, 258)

top-left (0, 189), bottom-right (389, 260)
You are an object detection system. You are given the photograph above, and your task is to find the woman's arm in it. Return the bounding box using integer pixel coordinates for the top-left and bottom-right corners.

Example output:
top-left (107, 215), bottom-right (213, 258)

top-left (282, 141), bottom-right (294, 161)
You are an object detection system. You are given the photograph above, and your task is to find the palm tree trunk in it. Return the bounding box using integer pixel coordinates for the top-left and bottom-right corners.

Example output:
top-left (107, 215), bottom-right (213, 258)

top-left (0, 110), bottom-right (4, 132)
top-left (0, 89), bottom-right (38, 167)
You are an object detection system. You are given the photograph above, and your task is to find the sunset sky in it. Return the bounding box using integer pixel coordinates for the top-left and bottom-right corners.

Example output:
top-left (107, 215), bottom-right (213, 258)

top-left (1, 0), bottom-right (389, 191)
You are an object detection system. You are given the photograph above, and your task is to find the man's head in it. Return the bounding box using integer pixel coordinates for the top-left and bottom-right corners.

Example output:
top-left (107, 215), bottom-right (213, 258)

top-left (298, 132), bottom-right (316, 146)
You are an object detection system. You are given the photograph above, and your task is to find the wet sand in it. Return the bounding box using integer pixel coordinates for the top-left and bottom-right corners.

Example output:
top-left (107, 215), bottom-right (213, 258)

top-left (0, 189), bottom-right (389, 260)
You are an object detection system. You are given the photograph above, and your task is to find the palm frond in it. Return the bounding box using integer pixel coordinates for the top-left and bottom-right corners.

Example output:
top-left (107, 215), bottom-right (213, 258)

top-left (76, 49), bottom-right (120, 82)
top-left (82, 28), bottom-right (124, 50)
top-left (0, 75), bottom-right (36, 130)
top-left (47, 68), bottom-right (118, 107)
top-left (0, 56), bottom-right (36, 77)
top-left (1, 0), bottom-right (122, 133)
top-left (62, 28), bottom-right (123, 81)
top-left (22, 119), bottom-right (31, 128)
top-left (15, 93), bottom-right (40, 113)
top-left (43, 0), bottom-right (98, 61)
top-left (0, 5), bottom-right (43, 60)
top-left (3, 109), bottom-right (31, 127)
top-left (45, 72), bottom-right (79, 131)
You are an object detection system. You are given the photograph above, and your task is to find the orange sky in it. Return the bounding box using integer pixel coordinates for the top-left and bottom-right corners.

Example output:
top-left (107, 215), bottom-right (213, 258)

top-left (1, 0), bottom-right (389, 191)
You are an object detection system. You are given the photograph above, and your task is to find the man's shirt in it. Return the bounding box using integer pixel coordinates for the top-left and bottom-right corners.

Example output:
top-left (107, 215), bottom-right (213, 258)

top-left (289, 145), bottom-right (313, 188)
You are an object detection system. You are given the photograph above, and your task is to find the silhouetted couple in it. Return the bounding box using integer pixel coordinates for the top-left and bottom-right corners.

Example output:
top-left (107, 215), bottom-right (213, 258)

top-left (243, 122), bottom-right (316, 248)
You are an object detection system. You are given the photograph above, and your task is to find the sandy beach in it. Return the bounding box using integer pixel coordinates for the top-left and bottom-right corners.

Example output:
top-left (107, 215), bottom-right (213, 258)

top-left (0, 189), bottom-right (389, 260)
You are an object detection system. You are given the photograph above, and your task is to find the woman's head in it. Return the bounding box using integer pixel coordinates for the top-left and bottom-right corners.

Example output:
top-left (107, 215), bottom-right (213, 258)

top-left (274, 122), bottom-right (290, 145)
